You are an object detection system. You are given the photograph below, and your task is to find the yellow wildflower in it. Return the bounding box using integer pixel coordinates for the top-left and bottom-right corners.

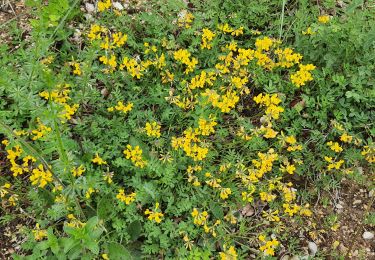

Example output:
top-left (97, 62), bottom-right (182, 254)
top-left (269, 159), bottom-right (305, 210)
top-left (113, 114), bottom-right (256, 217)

top-left (92, 153), bottom-right (107, 165)
top-left (145, 122), bottom-right (161, 138)
top-left (116, 189), bottom-right (136, 205)
top-left (144, 202), bottom-right (164, 223)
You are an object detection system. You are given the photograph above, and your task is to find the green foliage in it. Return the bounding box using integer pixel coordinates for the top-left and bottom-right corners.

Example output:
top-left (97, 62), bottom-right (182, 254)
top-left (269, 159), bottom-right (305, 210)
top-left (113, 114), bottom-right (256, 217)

top-left (0, 0), bottom-right (374, 259)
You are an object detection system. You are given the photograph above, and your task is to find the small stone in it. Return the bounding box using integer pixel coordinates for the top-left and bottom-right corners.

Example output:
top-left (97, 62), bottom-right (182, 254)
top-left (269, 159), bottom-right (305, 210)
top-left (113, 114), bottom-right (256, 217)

top-left (369, 189), bottom-right (374, 197)
top-left (280, 255), bottom-right (290, 260)
top-left (353, 199), bottom-right (362, 205)
top-left (85, 3), bottom-right (95, 13)
top-left (113, 2), bottom-right (124, 10)
top-left (308, 241), bottom-right (318, 255)
top-left (336, 204), bottom-right (343, 209)
top-left (362, 231), bottom-right (374, 240)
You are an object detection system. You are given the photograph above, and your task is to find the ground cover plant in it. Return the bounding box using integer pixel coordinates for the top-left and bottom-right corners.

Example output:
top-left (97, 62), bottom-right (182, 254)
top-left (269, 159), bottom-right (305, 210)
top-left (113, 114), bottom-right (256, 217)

top-left (0, 0), bottom-right (374, 259)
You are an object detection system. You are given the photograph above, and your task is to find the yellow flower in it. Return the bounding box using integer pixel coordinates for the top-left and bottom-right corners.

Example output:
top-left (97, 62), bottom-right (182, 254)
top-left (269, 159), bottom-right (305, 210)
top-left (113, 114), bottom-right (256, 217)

top-left (71, 165), bottom-right (85, 177)
top-left (327, 141), bottom-right (343, 153)
top-left (108, 101), bottom-right (133, 114)
top-left (198, 116), bottom-right (217, 136)
top-left (255, 36), bottom-right (273, 51)
top-left (201, 28), bottom-right (216, 49)
top-left (318, 15), bottom-right (330, 24)
top-left (144, 202), bottom-right (164, 223)
top-left (123, 145), bottom-right (147, 168)
top-left (259, 235), bottom-right (280, 256)
top-left (116, 189), bottom-right (136, 205)
top-left (30, 164), bottom-right (53, 188)
top-left (32, 223), bottom-right (47, 241)
top-left (340, 133), bottom-right (353, 143)
top-left (191, 208), bottom-right (208, 226)
top-left (71, 62), bottom-right (81, 75)
top-left (290, 64), bottom-right (316, 87)
top-left (60, 104), bottom-right (79, 120)
top-left (98, 0), bottom-right (111, 12)
top-left (85, 187), bottom-right (95, 199)
top-left (31, 118), bottom-right (52, 140)
top-left (145, 122), bottom-right (161, 138)
top-left (220, 187), bottom-right (232, 200)
top-left (219, 246), bottom-right (237, 260)
top-left (302, 27), bottom-right (315, 35)
top-left (92, 153), bottom-right (107, 165)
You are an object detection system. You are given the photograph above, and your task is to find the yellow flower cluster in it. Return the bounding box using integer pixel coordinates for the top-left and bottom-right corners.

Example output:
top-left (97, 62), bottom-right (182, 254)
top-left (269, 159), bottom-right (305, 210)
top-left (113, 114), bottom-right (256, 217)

top-left (173, 49), bottom-right (198, 74)
top-left (340, 133), bottom-right (353, 143)
top-left (280, 161), bottom-right (296, 175)
top-left (171, 127), bottom-right (209, 161)
top-left (275, 48), bottom-right (302, 68)
top-left (98, 0), bottom-right (111, 12)
top-left (253, 93), bottom-right (284, 120)
top-left (198, 116), bottom-right (217, 136)
top-left (189, 70), bottom-right (216, 90)
top-left (187, 165), bottom-right (202, 186)
top-left (145, 122), bottom-right (161, 138)
top-left (118, 56), bottom-right (148, 78)
top-left (318, 15), bottom-right (330, 24)
top-left (219, 246), bottom-right (237, 260)
top-left (327, 141), bottom-right (343, 153)
top-left (88, 24), bottom-right (107, 41)
top-left (205, 172), bottom-right (232, 200)
top-left (324, 156), bottom-right (345, 171)
top-left (0, 183), bottom-right (11, 198)
top-left (251, 149), bottom-right (279, 180)
top-left (361, 145), bottom-right (375, 163)
top-left (143, 42), bottom-right (158, 54)
top-left (123, 145), bottom-right (147, 168)
top-left (32, 223), bottom-right (47, 241)
top-left (116, 189), bottom-right (136, 205)
top-left (60, 104), bottom-right (79, 121)
top-left (99, 55), bottom-right (117, 72)
top-left (202, 89), bottom-right (240, 113)
top-left (290, 64), bottom-right (316, 87)
top-left (144, 202), bottom-right (164, 223)
top-left (255, 36), bottom-right (274, 51)
top-left (71, 165), bottom-right (85, 177)
top-left (177, 11), bottom-right (194, 28)
top-left (107, 101), bottom-right (133, 114)
top-left (92, 153), bottom-right (107, 165)
top-left (100, 32), bottom-right (127, 49)
top-left (30, 164), bottom-right (53, 188)
top-left (85, 187), bottom-right (95, 199)
top-left (284, 135), bottom-right (303, 152)
top-left (39, 84), bottom-right (71, 104)
top-left (236, 126), bottom-right (252, 141)
top-left (31, 118), bottom-right (52, 140)
top-left (302, 27), bottom-right (315, 35)
top-left (201, 28), bottom-right (216, 49)
top-left (191, 208), bottom-right (208, 226)
top-left (0, 182), bottom-right (18, 206)
top-left (70, 62), bottom-right (81, 75)
top-left (218, 23), bottom-right (244, 36)
top-left (66, 214), bottom-right (86, 228)
top-left (258, 235), bottom-right (280, 256)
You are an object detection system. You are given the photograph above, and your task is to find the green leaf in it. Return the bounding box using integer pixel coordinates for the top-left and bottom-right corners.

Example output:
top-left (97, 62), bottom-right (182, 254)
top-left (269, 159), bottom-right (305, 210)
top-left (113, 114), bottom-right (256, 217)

top-left (127, 220), bottom-right (142, 241)
top-left (210, 203), bottom-right (224, 219)
top-left (108, 243), bottom-right (132, 260)
top-left (85, 239), bottom-right (99, 255)
top-left (97, 194), bottom-right (114, 220)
